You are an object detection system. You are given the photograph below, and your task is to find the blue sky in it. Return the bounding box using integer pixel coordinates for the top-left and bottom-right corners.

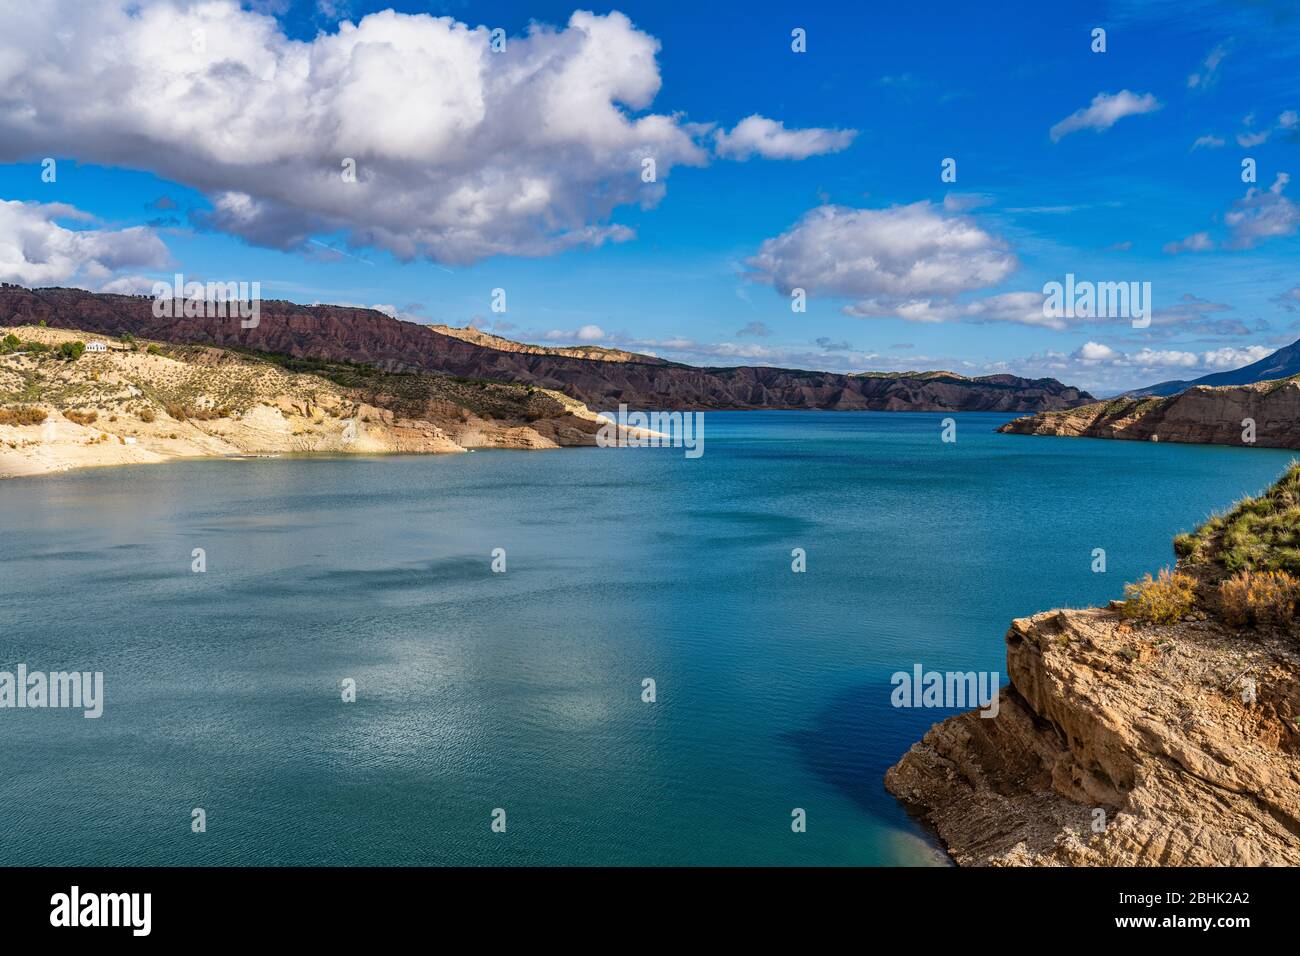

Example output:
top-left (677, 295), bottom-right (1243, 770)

top-left (0, 0), bottom-right (1297, 393)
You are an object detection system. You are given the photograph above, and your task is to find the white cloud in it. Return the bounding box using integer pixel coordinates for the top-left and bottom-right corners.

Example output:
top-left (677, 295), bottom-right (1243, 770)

top-left (1225, 172), bottom-right (1299, 248)
top-left (1163, 231), bottom-right (1214, 254)
top-left (1191, 134), bottom-right (1225, 150)
top-left (942, 192), bottom-right (995, 212)
top-left (543, 324), bottom-right (606, 342)
top-left (747, 203), bottom-right (1017, 305)
top-left (1187, 43), bottom-right (1229, 89)
top-left (845, 291), bottom-right (1069, 329)
top-left (1069, 341), bottom-right (1268, 371)
top-left (1074, 341), bottom-right (1122, 362)
top-left (621, 334), bottom-right (889, 371)
top-left (0, 2), bottom-right (827, 265)
top-left (713, 115), bottom-right (857, 161)
top-left (0, 199), bottom-right (169, 288)
top-left (1049, 90), bottom-right (1161, 142)
top-left (1202, 345), bottom-right (1271, 368)
top-left (1233, 110), bottom-right (1297, 147)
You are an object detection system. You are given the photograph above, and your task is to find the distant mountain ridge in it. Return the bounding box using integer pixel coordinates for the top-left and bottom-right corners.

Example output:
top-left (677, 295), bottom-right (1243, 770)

top-left (429, 323), bottom-right (667, 364)
top-left (0, 285), bottom-right (1094, 413)
top-left (1129, 338), bottom-right (1300, 397)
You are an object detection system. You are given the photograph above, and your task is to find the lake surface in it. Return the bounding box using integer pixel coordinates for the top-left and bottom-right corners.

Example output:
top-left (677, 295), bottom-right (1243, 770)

top-left (0, 411), bottom-right (1293, 866)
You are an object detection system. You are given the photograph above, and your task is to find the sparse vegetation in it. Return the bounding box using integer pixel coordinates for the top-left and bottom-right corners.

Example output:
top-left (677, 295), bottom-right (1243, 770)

top-left (0, 405), bottom-right (47, 426)
top-left (1120, 568), bottom-right (1198, 625)
top-left (1180, 463), bottom-right (1300, 574)
top-left (63, 409), bottom-right (98, 425)
top-left (139, 407), bottom-right (156, 423)
top-left (1218, 570), bottom-right (1300, 628)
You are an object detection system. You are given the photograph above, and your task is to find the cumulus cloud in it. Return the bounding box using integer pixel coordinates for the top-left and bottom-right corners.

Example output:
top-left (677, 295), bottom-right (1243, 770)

top-left (1163, 231), bottom-right (1214, 254)
top-left (713, 115), bottom-right (857, 160)
top-left (1069, 341), bottom-right (1269, 370)
top-left (1049, 90), bottom-right (1161, 142)
top-left (1074, 341), bottom-right (1122, 362)
top-left (543, 324), bottom-right (606, 342)
top-left (747, 203), bottom-right (1017, 309)
top-left (1225, 172), bottom-right (1299, 248)
top-left (1202, 345), bottom-right (1272, 368)
top-left (0, 2), bottom-right (814, 265)
top-left (0, 199), bottom-right (169, 287)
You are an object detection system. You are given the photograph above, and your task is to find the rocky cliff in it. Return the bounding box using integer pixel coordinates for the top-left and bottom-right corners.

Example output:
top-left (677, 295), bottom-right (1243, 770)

top-left (885, 466), bottom-right (1300, 867)
top-left (998, 378), bottom-right (1300, 449)
top-left (0, 286), bottom-right (1093, 413)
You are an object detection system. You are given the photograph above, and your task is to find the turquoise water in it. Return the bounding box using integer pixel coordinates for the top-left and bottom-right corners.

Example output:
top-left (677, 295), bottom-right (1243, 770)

top-left (0, 411), bottom-right (1293, 866)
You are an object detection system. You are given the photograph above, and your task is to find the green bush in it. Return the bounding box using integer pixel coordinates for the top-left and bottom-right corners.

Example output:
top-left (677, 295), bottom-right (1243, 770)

top-left (57, 341), bottom-right (86, 361)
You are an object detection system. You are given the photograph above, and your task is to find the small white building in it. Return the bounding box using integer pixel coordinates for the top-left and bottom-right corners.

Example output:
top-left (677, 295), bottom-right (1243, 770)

top-left (86, 341), bottom-right (108, 353)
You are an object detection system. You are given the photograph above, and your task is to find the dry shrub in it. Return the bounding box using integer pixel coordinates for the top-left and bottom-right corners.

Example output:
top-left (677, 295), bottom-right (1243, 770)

top-left (1218, 570), bottom-right (1300, 628)
top-left (167, 403), bottom-right (230, 421)
top-left (139, 407), bottom-right (156, 423)
top-left (63, 409), bottom-right (98, 426)
top-left (1120, 568), bottom-right (1198, 625)
top-left (0, 406), bottom-right (47, 426)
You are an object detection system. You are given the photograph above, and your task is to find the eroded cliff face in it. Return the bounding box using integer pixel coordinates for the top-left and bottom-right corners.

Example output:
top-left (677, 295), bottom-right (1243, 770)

top-left (0, 286), bottom-right (1095, 412)
top-left (0, 325), bottom-right (620, 478)
top-left (999, 379), bottom-right (1300, 449)
top-left (885, 605), bottom-right (1300, 866)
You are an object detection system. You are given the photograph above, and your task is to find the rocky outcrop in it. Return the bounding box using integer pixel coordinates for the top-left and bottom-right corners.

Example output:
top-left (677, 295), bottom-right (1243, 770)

top-left (0, 286), bottom-right (1094, 413)
top-left (999, 378), bottom-right (1300, 449)
top-left (429, 324), bottom-right (666, 364)
top-left (0, 324), bottom-right (626, 478)
top-left (885, 464), bottom-right (1300, 867)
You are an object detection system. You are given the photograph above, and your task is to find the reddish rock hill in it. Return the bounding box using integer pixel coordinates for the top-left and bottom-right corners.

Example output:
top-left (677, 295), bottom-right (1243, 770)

top-left (999, 379), bottom-right (1300, 449)
top-left (0, 286), bottom-right (1093, 412)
